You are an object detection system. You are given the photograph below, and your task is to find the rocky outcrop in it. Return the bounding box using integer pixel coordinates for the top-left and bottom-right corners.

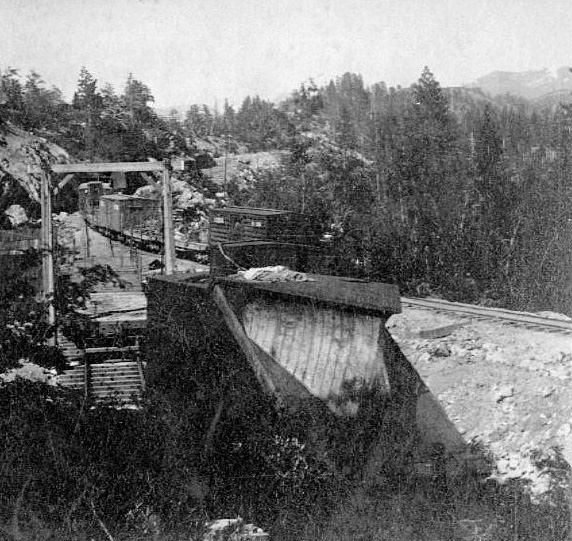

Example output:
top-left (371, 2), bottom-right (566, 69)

top-left (0, 123), bottom-right (69, 204)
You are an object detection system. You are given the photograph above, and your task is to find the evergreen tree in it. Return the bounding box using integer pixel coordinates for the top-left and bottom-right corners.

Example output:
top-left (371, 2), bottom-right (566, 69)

top-left (0, 68), bottom-right (24, 124)
top-left (184, 104), bottom-right (205, 138)
top-left (72, 67), bottom-right (102, 158)
top-left (222, 99), bottom-right (236, 136)
top-left (123, 73), bottom-right (155, 127)
top-left (21, 71), bottom-right (66, 131)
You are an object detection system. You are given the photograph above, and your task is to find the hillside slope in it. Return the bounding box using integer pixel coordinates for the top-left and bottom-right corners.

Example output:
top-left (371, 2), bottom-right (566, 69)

top-left (467, 66), bottom-right (572, 102)
top-left (0, 123), bottom-right (70, 225)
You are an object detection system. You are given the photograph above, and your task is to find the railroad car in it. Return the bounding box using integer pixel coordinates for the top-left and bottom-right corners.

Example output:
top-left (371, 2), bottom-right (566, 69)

top-left (79, 181), bottom-right (169, 255)
top-left (78, 181), bottom-right (321, 263)
top-left (98, 194), bottom-right (160, 235)
top-left (78, 181), bottom-right (112, 214)
top-left (209, 206), bottom-right (318, 245)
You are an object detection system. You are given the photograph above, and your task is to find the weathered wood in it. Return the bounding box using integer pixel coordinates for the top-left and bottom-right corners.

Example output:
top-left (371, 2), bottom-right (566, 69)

top-left (242, 298), bottom-right (391, 415)
top-left (415, 323), bottom-right (463, 339)
top-left (162, 159), bottom-right (176, 274)
top-left (52, 162), bottom-right (165, 174)
top-left (55, 173), bottom-right (75, 193)
top-left (211, 285), bottom-right (277, 398)
top-left (84, 346), bottom-right (140, 354)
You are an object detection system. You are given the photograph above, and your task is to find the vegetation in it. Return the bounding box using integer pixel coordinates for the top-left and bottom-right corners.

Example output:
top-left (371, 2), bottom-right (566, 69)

top-left (1, 63), bottom-right (572, 538)
top-left (229, 68), bottom-right (572, 313)
top-left (4, 62), bottom-right (569, 315)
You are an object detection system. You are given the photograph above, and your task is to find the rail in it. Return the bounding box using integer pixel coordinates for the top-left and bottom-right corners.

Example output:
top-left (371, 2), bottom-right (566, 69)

top-left (402, 297), bottom-right (572, 334)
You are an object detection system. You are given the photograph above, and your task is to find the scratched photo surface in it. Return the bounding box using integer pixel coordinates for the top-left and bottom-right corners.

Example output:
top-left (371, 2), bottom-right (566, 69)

top-left (0, 1), bottom-right (571, 539)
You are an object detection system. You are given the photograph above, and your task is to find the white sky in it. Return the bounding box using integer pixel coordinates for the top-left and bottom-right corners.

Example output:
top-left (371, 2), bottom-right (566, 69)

top-left (2, 0), bottom-right (572, 110)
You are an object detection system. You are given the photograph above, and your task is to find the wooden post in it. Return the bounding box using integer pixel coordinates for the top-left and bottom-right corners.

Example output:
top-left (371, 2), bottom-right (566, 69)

top-left (84, 218), bottom-right (91, 259)
top-left (162, 159), bottom-right (176, 275)
top-left (40, 170), bottom-right (55, 327)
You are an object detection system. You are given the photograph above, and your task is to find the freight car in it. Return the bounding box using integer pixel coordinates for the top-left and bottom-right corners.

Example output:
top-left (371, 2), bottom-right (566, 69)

top-left (79, 180), bottom-right (207, 258)
top-left (209, 206), bottom-right (315, 244)
top-left (78, 181), bottom-right (323, 265)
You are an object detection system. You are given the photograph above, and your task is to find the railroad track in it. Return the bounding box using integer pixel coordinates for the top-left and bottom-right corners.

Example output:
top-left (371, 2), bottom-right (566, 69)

top-left (402, 297), bottom-right (572, 334)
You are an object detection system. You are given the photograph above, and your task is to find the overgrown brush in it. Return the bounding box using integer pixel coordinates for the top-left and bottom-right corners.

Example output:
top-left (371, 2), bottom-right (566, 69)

top-left (0, 378), bottom-right (350, 539)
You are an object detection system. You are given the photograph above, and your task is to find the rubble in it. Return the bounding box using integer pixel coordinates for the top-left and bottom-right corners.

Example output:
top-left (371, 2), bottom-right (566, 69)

top-left (429, 342), bottom-right (451, 357)
top-left (387, 306), bottom-right (572, 499)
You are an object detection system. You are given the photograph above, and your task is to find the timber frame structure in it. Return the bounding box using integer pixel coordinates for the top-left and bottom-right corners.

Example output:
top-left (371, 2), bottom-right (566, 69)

top-left (33, 159), bottom-right (183, 325)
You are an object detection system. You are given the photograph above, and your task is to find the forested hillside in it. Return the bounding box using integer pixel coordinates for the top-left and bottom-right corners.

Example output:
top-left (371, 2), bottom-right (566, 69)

top-left (228, 70), bottom-right (572, 313)
top-left (2, 65), bottom-right (572, 313)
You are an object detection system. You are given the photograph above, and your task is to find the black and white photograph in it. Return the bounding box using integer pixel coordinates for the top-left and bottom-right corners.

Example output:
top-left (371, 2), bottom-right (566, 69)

top-left (1, 1), bottom-right (571, 539)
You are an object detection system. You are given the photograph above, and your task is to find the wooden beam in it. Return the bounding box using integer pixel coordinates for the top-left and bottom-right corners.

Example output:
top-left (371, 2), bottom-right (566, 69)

top-left (54, 173), bottom-right (75, 194)
top-left (52, 161), bottom-right (166, 174)
top-left (84, 346), bottom-right (140, 354)
top-left (40, 170), bottom-right (55, 327)
top-left (162, 159), bottom-right (176, 274)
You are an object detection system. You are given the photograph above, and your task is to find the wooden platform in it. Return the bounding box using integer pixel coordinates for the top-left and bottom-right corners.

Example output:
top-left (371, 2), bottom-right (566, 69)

top-left (57, 354), bottom-right (145, 407)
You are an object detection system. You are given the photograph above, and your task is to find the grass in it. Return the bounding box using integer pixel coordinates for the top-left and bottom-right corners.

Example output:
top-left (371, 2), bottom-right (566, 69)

top-left (0, 378), bottom-right (569, 540)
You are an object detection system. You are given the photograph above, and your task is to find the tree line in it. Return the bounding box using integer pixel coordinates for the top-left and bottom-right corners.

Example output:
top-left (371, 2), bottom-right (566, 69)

top-left (1, 64), bottom-right (571, 312)
top-left (0, 65), bottom-right (295, 158)
top-left (233, 68), bottom-right (572, 313)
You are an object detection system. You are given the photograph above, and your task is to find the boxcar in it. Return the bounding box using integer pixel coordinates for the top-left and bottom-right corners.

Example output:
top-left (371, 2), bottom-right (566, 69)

top-left (98, 194), bottom-right (160, 234)
top-left (209, 206), bottom-right (316, 245)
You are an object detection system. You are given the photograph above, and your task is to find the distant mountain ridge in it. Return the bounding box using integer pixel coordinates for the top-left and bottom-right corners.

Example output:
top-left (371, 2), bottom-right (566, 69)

top-left (467, 67), bottom-right (572, 101)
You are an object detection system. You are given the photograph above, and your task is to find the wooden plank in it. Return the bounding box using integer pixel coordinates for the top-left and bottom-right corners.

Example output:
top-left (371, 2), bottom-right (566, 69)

top-left (55, 173), bottom-right (75, 193)
top-left (84, 346), bottom-right (140, 354)
top-left (415, 323), bottom-right (463, 339)
top-left (52, 162), bottom-right (166, 174)
top-left (242, 299), bottom-right (390, 413)
top-left (211, 285), bottom-right (278, 399)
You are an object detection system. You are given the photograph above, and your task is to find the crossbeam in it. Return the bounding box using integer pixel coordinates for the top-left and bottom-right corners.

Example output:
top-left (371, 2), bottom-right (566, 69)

top-left (52, 161), bottom-right (166, 174)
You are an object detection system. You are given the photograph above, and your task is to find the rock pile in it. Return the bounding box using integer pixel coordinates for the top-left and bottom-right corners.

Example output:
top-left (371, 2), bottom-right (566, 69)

top-left (388, 308), bottom-right (572, 500)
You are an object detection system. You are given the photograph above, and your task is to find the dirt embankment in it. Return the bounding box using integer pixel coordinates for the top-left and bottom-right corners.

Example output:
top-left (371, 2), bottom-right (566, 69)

top-left (388, 307), bottom-right (572, 498)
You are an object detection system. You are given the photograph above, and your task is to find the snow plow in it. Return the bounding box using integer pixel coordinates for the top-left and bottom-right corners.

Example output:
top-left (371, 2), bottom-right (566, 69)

top-left (145, 267), bottom-right (482, 482)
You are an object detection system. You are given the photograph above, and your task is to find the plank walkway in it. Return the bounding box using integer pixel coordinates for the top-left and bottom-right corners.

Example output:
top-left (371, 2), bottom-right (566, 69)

top-left (57, 359), bottom-right (145, 407)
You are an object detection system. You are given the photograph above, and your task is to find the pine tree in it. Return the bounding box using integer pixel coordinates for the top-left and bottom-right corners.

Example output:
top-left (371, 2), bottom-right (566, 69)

top-left (72, 67), bottom-right (102, 158)
top-left (123, 73), bottom-right (155, 127)
top-left (0, 68), bottom-right (24, 124)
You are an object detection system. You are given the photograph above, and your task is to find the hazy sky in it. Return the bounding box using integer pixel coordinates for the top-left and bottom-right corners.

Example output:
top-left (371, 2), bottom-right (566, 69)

top-left (2, 0), bottom-right (572, 110)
